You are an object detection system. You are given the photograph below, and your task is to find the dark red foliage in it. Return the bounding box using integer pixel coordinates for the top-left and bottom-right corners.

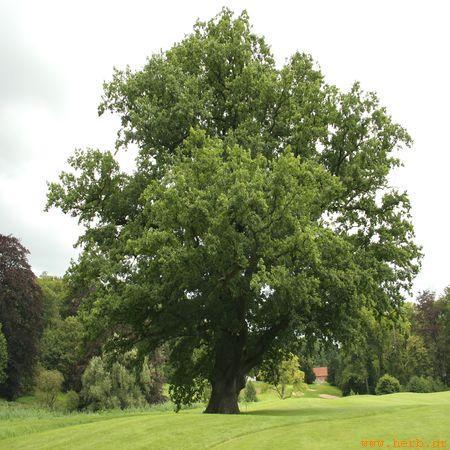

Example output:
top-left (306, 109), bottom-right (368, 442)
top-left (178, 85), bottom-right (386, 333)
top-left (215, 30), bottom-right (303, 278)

top-left (0, 234), bottom-right (43, 399)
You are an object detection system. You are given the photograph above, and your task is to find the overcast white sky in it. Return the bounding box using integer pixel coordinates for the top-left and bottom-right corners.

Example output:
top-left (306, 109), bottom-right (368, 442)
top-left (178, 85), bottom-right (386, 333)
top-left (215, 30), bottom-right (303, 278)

top-left (1, 0), bottom-right (449, 298)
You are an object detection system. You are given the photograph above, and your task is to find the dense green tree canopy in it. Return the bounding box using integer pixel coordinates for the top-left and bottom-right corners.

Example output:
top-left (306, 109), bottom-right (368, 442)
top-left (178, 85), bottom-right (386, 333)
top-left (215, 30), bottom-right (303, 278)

top-left (37, 274), bottom-right (68, 326)
top-left (47, 9), bottom-right (421, 413)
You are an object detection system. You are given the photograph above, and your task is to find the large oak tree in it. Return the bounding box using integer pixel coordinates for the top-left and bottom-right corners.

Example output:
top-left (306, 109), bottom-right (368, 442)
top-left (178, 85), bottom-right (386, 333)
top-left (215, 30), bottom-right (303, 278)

top-left (47, 9), bottom-right (421, 413)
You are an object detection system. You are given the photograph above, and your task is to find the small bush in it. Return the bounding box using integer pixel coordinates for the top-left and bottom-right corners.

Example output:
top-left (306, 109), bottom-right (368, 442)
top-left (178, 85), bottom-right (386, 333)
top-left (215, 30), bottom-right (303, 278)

top-left (35, 368), bottom-right (64, 408)
top-left (407, 375), bottom-right (433, 393)
top-left (375, 374), bottom-right (401, 395)
top-left (64, 390), bottom-right (79, 411)
top-left (200, 382), bottom-right (212, 404)
top-left (259, 382), bottom-right (270, 394)
top-left (243, 380), bottom-right (258, 403)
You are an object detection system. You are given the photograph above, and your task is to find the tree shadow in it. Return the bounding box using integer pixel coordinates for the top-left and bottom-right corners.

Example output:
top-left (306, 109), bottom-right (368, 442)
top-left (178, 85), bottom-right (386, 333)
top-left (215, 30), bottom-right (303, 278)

top-left (243, 407), bottom-right (334, 418)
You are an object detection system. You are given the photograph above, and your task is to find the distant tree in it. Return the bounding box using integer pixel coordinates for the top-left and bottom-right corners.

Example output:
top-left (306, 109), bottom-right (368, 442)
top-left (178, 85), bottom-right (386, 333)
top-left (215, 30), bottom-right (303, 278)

top-left (414, 291), bottom-right (440, 342)
top-left (0, 234), bottom-right (43, 399)
top-left (435, 288), bottom-right (449, 384)
top-left (47, 9), bottom-right (421, 413)
top-left (260, 354), bottom-right (305, 399)
top-left (0, 325), bottom-right (7, 384)
top-left (35, 368), bottom-right (64, 408)
top-left (411, 290), bottom-right (449, 384)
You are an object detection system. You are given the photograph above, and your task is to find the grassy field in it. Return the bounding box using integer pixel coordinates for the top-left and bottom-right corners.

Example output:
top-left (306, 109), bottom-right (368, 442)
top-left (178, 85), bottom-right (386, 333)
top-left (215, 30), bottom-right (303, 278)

top-left (0, 385), bottom-right (448, 449)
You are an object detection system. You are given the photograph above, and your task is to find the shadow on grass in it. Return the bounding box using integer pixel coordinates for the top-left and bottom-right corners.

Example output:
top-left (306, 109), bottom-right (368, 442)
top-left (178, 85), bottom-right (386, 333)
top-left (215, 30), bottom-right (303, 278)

top-left (242, 406), bottom-right (336, 418)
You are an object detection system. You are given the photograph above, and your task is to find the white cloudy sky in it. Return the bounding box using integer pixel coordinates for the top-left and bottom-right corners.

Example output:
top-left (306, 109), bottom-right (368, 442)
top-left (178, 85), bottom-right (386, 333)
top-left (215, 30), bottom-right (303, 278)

top-left (1, 0), bottom-right (449, 297)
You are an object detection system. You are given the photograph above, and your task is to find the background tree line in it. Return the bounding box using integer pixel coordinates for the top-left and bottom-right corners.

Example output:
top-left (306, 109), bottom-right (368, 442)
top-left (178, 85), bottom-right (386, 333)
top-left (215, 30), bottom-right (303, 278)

top-left (321, 289), bottom-right (449, 395)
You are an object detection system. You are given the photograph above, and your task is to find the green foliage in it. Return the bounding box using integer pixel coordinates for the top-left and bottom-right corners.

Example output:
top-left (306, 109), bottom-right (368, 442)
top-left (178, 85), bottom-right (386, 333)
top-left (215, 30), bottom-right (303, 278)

top-left (40, 316), bottom-right (84, 390)
top-left (341, 372), bottom-right (368, 396)
top-left (407, 376), bottom-right (431, 393)
top-left (406, 375), bottom-right (446, 393)
top-left (47, 9), bottom-right (421, 412)
top-left (300, 359), bottom-right (316, 384)
top-left (375, 374), bottom-right (401, 395)
top-left (80, 357), bottom-right (116, 411)
top-left (35, 368), bottom-right (64, 408)
top-left (411, 289), bottom-right (449, 384)
top-left (0, 325), bottom-right (7, 384)
top-left (0, 234), bottom-right (44, 399)
top-left (260, 354), bottom-right (305, 399)
top-left (81, 355), bottom-right (161, 411)
top-left (64, 390), bottom-right (79, 411)
top-left (37, 274), bottom-right (68, 327)
top-left (139, 351), bottom-right (166, 405)
top-left (200, 382), bottom-right (212, 404)
top-left (427, 377), bottom-right (447, 392)
top-left (243, 380), bottom-right (258, 403)
top-left (110, 362), bottom-right (146, 409)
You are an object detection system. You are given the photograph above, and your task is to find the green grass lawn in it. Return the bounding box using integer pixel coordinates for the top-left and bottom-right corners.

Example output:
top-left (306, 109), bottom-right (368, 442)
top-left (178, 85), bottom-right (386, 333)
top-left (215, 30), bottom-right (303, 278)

top-left (1, 386), bottom-right (448, 449)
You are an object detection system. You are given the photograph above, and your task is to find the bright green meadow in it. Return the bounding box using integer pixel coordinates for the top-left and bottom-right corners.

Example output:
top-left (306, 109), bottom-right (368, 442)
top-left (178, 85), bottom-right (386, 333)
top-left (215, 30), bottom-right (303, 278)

top-left (0, 384), bottom-right (448, 449)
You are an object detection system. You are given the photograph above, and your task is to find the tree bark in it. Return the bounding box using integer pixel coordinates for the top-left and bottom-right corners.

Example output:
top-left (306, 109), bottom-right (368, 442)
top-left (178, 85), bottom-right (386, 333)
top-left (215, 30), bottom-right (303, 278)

top-left (204, 375), bottom-right (245, 414)
top-left (204, 329), bottom-right (246, 414)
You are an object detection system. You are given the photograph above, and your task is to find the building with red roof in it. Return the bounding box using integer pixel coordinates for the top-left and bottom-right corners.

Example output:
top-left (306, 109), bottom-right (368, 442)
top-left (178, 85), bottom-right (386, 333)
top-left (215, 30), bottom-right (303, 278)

top-left (312, 366), bottom-right (328, 383)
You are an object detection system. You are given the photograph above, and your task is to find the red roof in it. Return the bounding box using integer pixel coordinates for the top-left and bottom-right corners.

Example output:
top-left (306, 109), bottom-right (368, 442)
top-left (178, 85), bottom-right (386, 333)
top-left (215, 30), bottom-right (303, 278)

top-left (313, 367), bottom-right (328, 377)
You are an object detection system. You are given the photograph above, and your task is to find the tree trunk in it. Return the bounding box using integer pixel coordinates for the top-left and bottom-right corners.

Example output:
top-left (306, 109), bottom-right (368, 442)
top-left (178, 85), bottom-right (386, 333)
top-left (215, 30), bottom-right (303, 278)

top-left (205, 374), bottom-right (245, 414)
top-left (204, 329), bottom-right (246, 414)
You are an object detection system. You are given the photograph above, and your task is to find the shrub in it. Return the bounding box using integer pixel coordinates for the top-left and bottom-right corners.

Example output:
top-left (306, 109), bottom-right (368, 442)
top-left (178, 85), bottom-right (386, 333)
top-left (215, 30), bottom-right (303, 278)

top-left (139, 354), bottom-right (166, 404)
top-left (111, 362), bottom-right (146, 409)
top-left (375, 374), bottom-right (401, 395)
top-left (243, 380), bottom-right (258, 403)
top-left (80, 357), bottom-right (117, 411)
top-left (259, 382), bottom-right (270, 394)
top-left (81, 356), bottom-right (151, 411)
top-left (407, 375), bottom-right (434, 393)
top-left (65, 390), bottom-right (79, 411)
top-left (35, 368), bottom-right (64, 408)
